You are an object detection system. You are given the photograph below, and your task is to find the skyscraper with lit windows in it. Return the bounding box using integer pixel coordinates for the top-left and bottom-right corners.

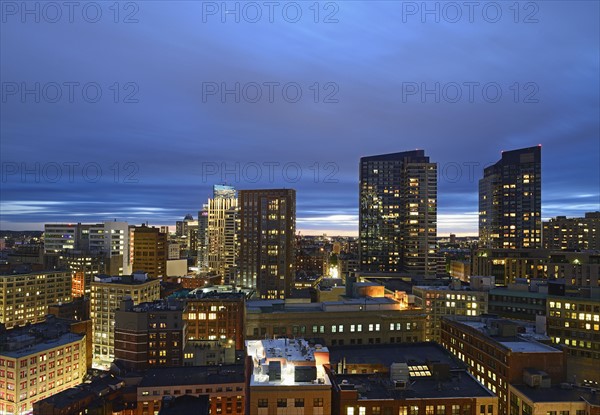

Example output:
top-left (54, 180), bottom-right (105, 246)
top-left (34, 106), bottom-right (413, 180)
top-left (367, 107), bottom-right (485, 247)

top-left (359, 150), bottom-right (439, 277)
top-left (238, 189), bottom-right (296, 298)
top-left (206, 185), bottom-right (238, 282)
top-left (479, 146), bottom-right (542, 249)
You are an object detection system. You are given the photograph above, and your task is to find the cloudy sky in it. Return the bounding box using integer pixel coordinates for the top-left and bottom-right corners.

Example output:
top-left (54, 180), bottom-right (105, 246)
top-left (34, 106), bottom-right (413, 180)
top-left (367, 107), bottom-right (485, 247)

top-left (1, 1), bottom-right (598, 235)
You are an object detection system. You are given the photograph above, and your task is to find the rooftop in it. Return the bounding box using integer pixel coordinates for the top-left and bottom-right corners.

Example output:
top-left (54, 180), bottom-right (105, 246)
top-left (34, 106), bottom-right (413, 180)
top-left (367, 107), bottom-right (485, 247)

top-left (138, 365), bottom-right (245, 388)
top-left (333, 371), bottom-right (495, 400)
top-left (447, 317), bottom-right (559, 353)
top-left (188, 287), bottom-right (246, 300)
top-left (328, 342), bottom-right (465, 370)
top-left (512, 383), bottom-right (600, 405)
top-left (34, 376), bottom-right (124, 409)
top-left (123, 299), bottom-right (184, 312)
top-left (159, 395), bottom-right (210, 415)
top-left (0, 316), bottom-right (84, 357)
top-left (246, 296), bottom-right (405, 313)
top-left (93, 273), bottom-right (155, 285)
top-left (247, 338), bottom-right (331, 387)
top-left (489, 288), bottom-right (548, 299)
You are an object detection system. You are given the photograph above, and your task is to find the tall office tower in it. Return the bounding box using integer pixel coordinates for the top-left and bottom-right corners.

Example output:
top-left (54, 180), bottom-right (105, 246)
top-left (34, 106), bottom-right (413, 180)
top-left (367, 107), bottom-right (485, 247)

top-left (207, 185), bottom-right (238, 282)
top-left (44, 222), bottom-right (131, 274)
top-left (89, 221), bottom-right (130, 274)
top-left (197, 204), bottom-right (209, 270)
top-left (479, 146), bottom-right (541, 249)
top-left (543, 212), bottom-right (600, 251)
top-left (44, 223), bottom-right (94, 252)
top-left (176, 214), bottom-right (194, 237)
top-left (90, 273), bottom-right (160, 369)
top-left (132, 225), bottom-right (168, 278)
top-left (238, 189), bottom-right (296, 299)
top-left (359, 150), bottom-right (439, 277)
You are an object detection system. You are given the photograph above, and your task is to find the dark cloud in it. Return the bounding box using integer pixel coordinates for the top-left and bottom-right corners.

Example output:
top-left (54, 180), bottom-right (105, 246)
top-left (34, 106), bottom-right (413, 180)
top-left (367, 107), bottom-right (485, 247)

top-left (1, 1), bottom-right (598, 234)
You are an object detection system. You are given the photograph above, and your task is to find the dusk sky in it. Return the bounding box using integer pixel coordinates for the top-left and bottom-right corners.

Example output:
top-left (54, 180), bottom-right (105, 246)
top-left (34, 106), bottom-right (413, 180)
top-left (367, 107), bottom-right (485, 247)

top-left (1, 1), bottom-right (599, 236)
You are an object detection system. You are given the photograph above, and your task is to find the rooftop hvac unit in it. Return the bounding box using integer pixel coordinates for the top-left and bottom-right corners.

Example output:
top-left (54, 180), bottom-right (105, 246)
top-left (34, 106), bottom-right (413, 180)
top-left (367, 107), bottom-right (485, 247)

top-left (268, 361), bottom-right (281, 381)
top-left (390, 362), bottom-right (409, 384)
top-left (294, 366), bottom-right (317, 383)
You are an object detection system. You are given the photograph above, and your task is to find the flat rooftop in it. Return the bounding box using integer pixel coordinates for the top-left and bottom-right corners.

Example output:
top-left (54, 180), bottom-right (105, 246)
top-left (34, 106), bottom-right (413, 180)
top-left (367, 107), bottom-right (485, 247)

top-left (247, 339), bottom-right (331, 387)
top-left (458, 320), bottom-right (559, 353)
top-left (0, 316), bottom-right (84, 357)
top-left (512, 383), bottom-right (600, 405)
top-left (125, 300), bottom-right (184, 312)
top-left (246, 296), bottom-right (403, 313)
top-left (1, 332), bottom-right (83, 358)
top-left (138, 365), bottom-right (245, 388)
top-left (333, 371), bottom-right (495, 400)
top-left (93, 274), bottom-right (155, 285)
top-left (489, 288), bottom-right (548, 299)
top-left (329, 342), bottom-right (465, 370)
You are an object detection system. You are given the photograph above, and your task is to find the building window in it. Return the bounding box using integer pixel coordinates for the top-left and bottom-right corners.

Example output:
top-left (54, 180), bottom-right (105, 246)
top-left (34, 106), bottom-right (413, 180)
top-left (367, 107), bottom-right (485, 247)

top-left (373, 407), bottom-right (382, 415)
top-left (314, 398), bottom-right (323, 407)
top-left (427, 406), bottom-right (435, 415)
top-left (347, 408), bottom-right (355, 415)
top-left (257, 399), bottom-right (268, 408)
top-left (359, 407), bottom-right (366, 415)
top-left (277, 399), bottom-right (287, 408)
top-left (295, 398), bottom-right (304, 407)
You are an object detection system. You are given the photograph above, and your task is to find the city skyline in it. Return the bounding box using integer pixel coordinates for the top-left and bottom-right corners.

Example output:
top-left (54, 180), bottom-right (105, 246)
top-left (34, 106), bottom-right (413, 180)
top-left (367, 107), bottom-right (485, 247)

top-left (1, 2), bottom-right (598, 235)
top-left (0, 144), bottom-right (596, 237)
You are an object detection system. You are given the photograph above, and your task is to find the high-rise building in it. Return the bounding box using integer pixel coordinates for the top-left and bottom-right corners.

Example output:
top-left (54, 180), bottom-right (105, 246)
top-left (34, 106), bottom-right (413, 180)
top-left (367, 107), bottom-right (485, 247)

top-left (206, 185), bottom-right (238, 282)
top-left (89, 221), bottom-right (130, 274)
top-left (0, 271), bottom-right (72, 329)
top-left (238, 189), bottom-right (296, 298)
top-left (542, 212), bottom-right (600, 251)
top-left (90, 273), bottom-right (161, 368)
top-left (176, 214), bottom-right (194, 237)
top-left (44, 222), bottom-right (131, 274)
top-left (43, 223), bottom-right (94, 252)
top-left (132, 225), bottom-right (168, 278)
top-left (479, 146), bottom-right (541, 249)
top-left (197, 204), bottom-right (209, 270)
top-left (359, 150), bottom-right (439, 276)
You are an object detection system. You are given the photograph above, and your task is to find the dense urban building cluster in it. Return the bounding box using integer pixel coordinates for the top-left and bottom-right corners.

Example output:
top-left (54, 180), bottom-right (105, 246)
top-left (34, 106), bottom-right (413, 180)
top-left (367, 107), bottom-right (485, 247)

top-left (0, 146), bottom-right (599, 414)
